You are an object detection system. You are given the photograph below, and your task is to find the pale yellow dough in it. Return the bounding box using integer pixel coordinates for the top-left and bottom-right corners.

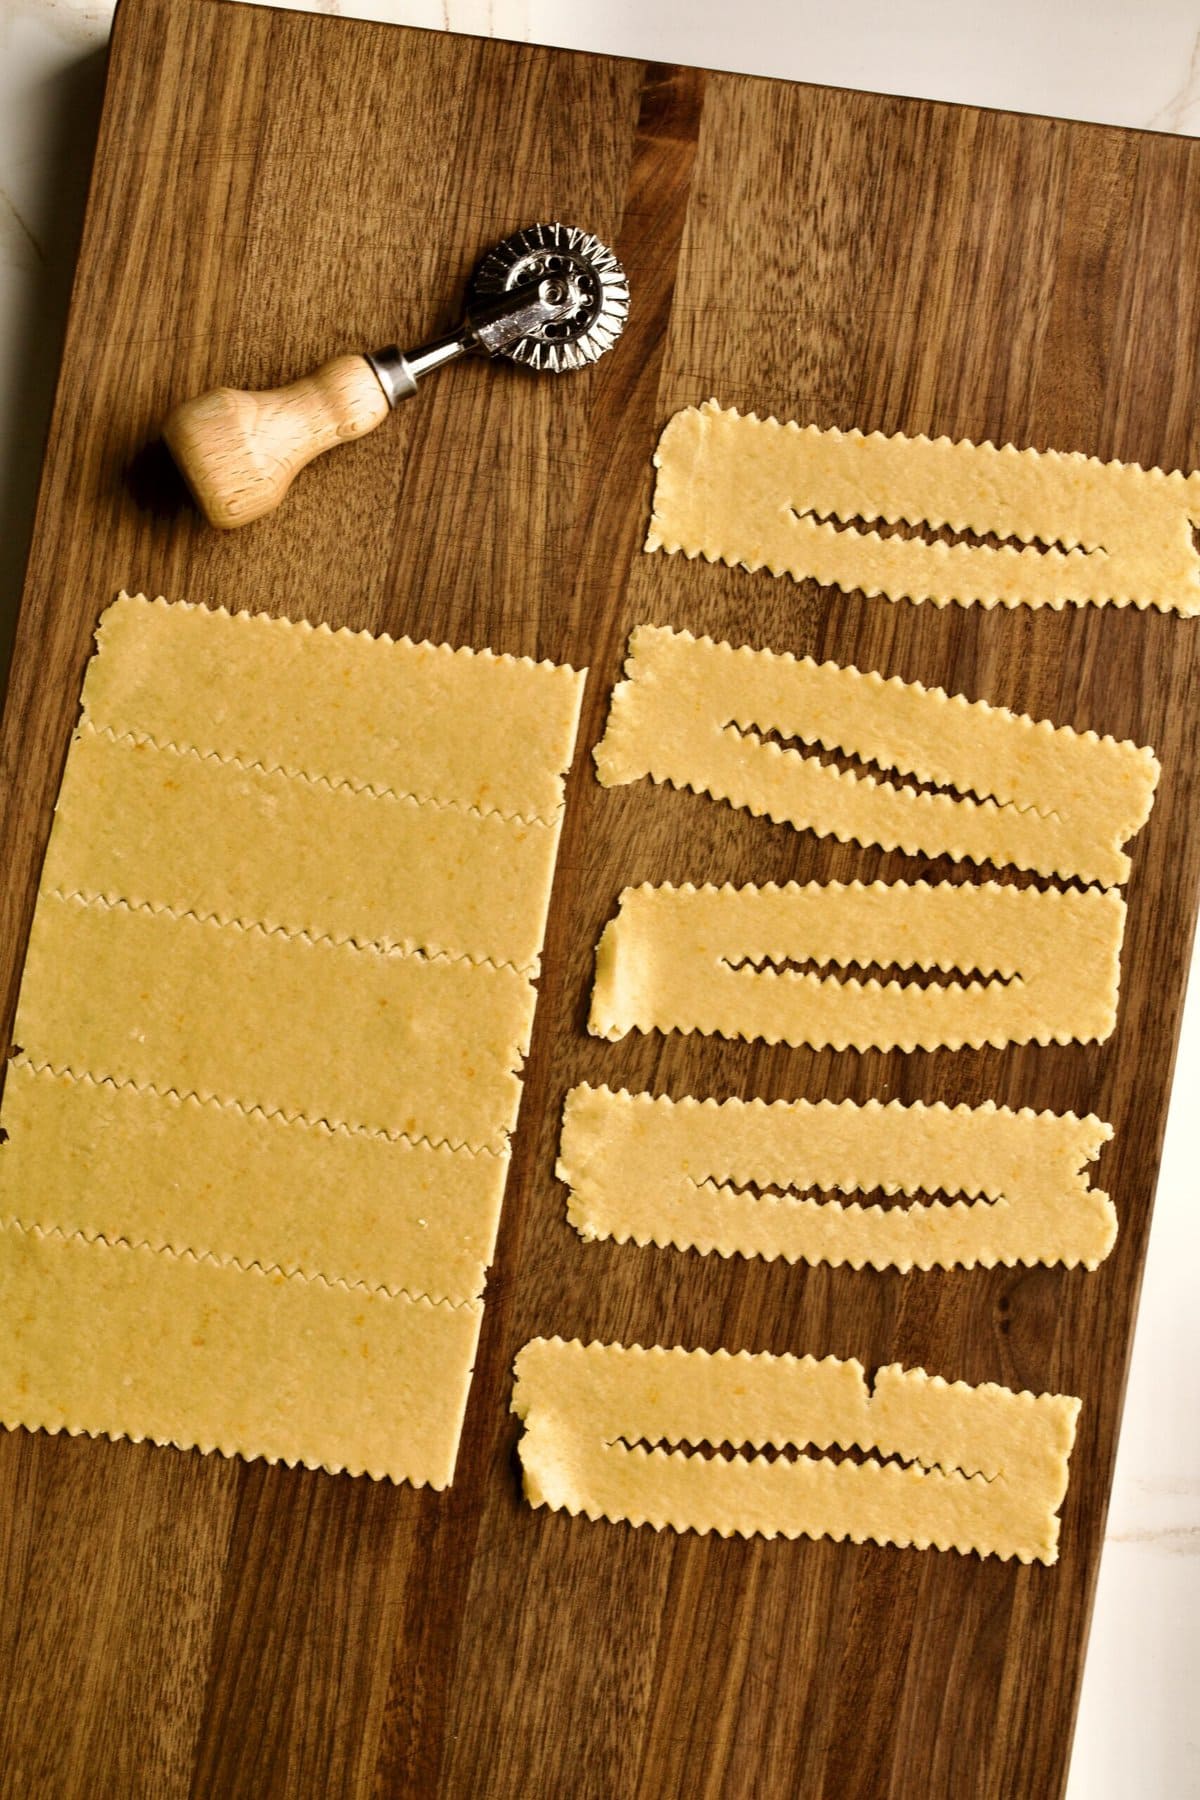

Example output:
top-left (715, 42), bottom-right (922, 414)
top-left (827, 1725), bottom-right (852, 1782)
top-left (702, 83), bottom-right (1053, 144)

top-left (44, 723), bottom-right (561, 972)
top-left (594, 625), bottom-right (1158, 886)
top-left (83, 594), bottom-right (586, 820)
top-left (0, 1060), bottom-right (505, 1303)
top-left (647, 401), bottom-right (1200, 613)
top-left (512, 1338), bottom-right (1080, 1562)
top-left (0, 1220), bottom-right (481, 1485)
top-left (559, 1084), bottom-right (1115, 1271)
top-left (16, 893), bottom-right (535, 1150)
top-left (0, 593), bottom-right (584, 1484)
top-left (590, 880), bottom-right (1125, 1051)
top-left (590, 878), bottom-right (1129, 1051)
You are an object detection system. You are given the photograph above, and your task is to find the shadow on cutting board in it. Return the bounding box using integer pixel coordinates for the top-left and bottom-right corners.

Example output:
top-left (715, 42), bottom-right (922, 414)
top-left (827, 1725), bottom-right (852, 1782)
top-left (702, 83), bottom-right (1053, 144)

top-left (0, 48), bottom-right (108, 716)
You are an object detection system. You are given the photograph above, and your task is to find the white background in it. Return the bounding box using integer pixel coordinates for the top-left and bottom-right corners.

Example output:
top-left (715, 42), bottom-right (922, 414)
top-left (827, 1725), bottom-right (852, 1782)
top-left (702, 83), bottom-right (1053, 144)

top-left (2, 1), bottom-right (1198, 1792)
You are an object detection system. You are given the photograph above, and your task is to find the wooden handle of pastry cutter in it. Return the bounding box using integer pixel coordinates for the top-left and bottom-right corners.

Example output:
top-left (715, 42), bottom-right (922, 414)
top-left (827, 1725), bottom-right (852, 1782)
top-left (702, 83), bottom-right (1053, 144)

top-left (162, 354), bottom-right (391, 529)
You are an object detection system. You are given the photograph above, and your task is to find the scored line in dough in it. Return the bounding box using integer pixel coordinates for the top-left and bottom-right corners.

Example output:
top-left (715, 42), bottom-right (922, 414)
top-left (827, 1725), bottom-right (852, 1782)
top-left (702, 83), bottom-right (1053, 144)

top-left (15, 892), bottom-right (538, 1151)
top-left (44, 722), bottom-right (564, 973)
top-left (83, 593), bottom-right (587, 822)
top-left (0, 1059), bottom-right (509, 1304)
top-left (0, 592), bottom-right (586, 1486)
top-left (0, 1219), bottom-right (483, 1487)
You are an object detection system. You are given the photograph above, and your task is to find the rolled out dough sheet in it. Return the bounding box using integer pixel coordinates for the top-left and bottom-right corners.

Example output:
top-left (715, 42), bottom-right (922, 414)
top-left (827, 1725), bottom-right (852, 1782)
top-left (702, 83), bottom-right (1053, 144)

top-left (82, 593), bottom-right (586, 822)
top-left (647, 401), bottom-right (1200, 613)
top-left (512, 1337), bottom-right (1080, 1562)
top-left (0, 1220), bottom-right (482, 1485)
top-left (0, 591), bottom-right (585, 1486)
top-left (594, 625), bottom-right (1158, 887)
top-left (16, 893), bottom-right (535, 1150)
top-left (589, 880), bottom-right (1125, 1052)
top-left (0, 1060), bottom-right (506, 1304)
top-left (559, 1084), bottom-right (1115, 1271)
top-left (43, 723), bottom-right (561, 972)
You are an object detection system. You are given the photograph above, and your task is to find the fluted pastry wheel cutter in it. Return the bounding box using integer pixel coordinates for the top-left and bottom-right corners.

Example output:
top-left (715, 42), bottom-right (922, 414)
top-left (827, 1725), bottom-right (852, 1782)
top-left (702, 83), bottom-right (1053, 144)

top-left (164, 222), bottom-right (629, 529)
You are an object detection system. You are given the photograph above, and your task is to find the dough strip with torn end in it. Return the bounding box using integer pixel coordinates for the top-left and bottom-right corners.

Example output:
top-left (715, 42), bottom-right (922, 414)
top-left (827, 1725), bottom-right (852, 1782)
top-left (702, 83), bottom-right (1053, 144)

top-left (589, 879), bottom-right (1125, 1051)
top-left (0, 1219), bottom-right (482, 1486)
top-left (594, 624), bottom-right (1158, 886)
top-left (647, 401), bottom-right (1200, 614)
top-left (512, 1338), bottom-right (1080, 1563)
top-left (559, 1084), bottom-right (1116, 1271)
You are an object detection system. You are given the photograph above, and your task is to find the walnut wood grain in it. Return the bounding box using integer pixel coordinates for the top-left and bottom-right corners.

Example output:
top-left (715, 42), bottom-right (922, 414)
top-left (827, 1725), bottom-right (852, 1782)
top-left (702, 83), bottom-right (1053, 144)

top-left (1, 3), bottom-right (1199, 1795)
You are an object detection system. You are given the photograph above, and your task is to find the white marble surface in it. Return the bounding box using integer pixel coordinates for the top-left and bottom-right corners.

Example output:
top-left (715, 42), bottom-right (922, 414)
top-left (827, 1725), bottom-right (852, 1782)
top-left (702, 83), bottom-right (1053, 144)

top-left (1, 0), bottom-right (1198, 1791)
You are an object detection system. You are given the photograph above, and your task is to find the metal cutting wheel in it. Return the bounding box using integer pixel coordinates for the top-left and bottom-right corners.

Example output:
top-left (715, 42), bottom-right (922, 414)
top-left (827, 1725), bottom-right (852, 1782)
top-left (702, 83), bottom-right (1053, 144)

top-left (469, 222), bottom-right (629, 371)
top-left (164, 221), bottom-right (630, 529)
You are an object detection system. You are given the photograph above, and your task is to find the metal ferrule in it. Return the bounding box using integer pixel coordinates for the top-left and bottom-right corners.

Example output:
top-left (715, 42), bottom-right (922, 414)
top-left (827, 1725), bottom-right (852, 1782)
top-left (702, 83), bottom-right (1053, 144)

top-left (363, 346), bottom-right (420, 408)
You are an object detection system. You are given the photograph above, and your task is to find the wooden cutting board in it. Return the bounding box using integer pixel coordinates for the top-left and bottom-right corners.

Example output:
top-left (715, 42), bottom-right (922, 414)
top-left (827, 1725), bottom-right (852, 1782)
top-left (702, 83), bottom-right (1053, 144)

top-left (2, 0), bottom-right (1199, 1792)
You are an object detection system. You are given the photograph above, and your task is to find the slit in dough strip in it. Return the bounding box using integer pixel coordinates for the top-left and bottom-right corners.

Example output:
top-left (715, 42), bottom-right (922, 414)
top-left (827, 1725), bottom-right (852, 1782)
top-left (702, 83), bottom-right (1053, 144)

top-left (589, 880), bottom-right (1125, 1051)
top-left (43, 723), bottom-right (562, 972)
top-left (0, 1219), bottom-right (481, 1485)
top-left (559, 1083), bottom-right (1115, 1272)
top-left (0, 1059), bottom-right (507, 1304)
top-left (646, 401), bottom-right (1200, 614)
top-left (14, 893), bottom-right (536, 1151)
top-left (512, 1337), bottom-right (1080, 1562)
top-left (82, 593), bottom-right (586, 822)
top-left (594, 625), bottom-right (1158, 887)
